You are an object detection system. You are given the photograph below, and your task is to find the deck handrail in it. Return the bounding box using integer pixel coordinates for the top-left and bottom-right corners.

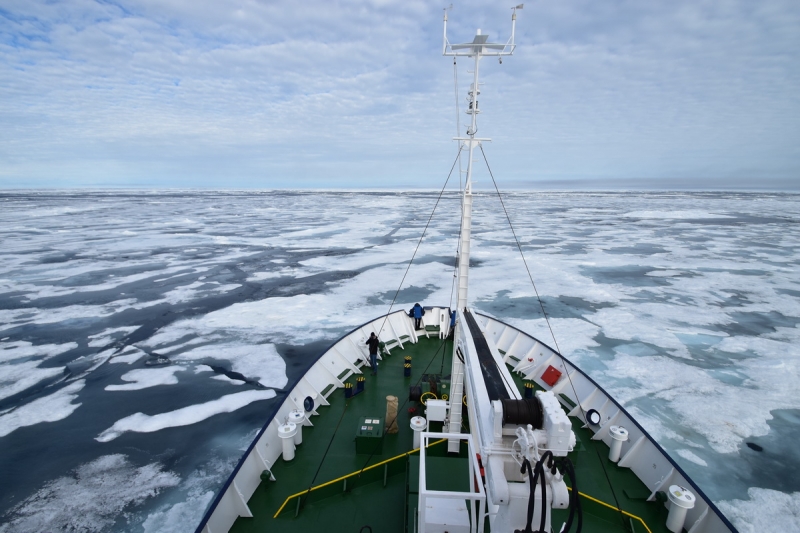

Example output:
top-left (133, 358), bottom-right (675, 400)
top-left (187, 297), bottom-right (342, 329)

top-left (567, 486), bottom-right (654, 533)
top-left (273, 438), bottom-right (448, 518)
top-left (272, 437), bottom-right (653, 533)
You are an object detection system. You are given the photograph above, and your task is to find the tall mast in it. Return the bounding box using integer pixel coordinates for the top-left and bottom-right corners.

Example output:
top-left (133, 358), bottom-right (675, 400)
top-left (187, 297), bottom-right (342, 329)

top-left (444, 6), bottom-right (521, 311)
top-left (443, 7), bottom-right (521, 451)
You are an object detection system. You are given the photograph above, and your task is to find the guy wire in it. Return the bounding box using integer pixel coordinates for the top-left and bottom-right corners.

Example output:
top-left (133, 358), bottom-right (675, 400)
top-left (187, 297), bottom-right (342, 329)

top-left (479, 144), bottom-right (628, 529)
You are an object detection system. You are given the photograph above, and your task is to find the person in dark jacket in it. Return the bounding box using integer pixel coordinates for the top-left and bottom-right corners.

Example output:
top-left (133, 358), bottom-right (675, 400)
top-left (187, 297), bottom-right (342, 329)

top-left (412, 303), bottom-right (424, 330)
top-left (365, 332), bottom-right (380, 375)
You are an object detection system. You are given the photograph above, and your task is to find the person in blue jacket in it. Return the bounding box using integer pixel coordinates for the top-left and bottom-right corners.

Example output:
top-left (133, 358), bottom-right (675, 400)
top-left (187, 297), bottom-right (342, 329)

top-left (411, 303), bottom-right (424, 330)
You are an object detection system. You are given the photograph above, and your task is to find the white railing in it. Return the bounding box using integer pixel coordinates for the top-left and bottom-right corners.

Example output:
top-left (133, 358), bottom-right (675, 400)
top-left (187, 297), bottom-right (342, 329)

top-left (418, 431), bottom-right (486, 533)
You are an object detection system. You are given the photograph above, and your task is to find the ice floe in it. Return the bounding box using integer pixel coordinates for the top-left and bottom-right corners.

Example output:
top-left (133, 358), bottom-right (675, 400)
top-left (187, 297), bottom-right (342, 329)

top-left (105, 366), bottom-right (187, 391)
top-left (0, 380), bottom-right (84, 438)
top-left (96, 389), bottom-right (276, 442)
top-left (212, 374), bottom-right (246, 385)
top-left (675, 448), bottom-right (708, 467)
top-left (109, 346), bottom-right (148, 364)
top-left (87, 326), bottom-right (139, 347)
top-left (163, 281), bottom-right (242, 305)
top-left (171, 343), bottom-right (287, 388)
top-left (0, 340), bottom-right (78, 401)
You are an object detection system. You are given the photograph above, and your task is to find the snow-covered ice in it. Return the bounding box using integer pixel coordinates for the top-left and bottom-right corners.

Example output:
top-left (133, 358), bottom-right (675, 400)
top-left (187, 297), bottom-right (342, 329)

top-left (0, 380), bottom-right (84, 438)
top-left (105, 366), bottom-right (188, 391)
top-left (96, 389), bottom-right (277, 442)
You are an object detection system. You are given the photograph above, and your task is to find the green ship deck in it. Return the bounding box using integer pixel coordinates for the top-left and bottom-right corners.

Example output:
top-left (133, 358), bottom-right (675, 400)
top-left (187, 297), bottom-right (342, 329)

top-left (230, 336), bottom-right (672, 533)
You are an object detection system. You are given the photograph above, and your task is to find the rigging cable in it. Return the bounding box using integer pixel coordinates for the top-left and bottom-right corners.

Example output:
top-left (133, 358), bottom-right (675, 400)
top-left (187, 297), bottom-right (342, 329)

top-left (298, 397), bottom-right (351, 510)
top-left (478, 143), bottom-right (627, 531)
top-left (352, 147), bottom-right (468, 483)
top-left (376, 145), bottom-right (463, 339)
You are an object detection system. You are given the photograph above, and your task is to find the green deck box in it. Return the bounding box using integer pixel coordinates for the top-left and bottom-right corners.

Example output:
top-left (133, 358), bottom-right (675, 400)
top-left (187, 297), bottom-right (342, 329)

top-left (355, 416), bottom-right (384, 455)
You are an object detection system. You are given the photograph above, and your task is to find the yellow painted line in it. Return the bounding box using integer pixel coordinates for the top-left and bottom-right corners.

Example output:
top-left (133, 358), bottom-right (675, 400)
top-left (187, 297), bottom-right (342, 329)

top-left (567, 487), bottom-right (653, 533)
top-left (273, 438), bottom-right (447, 518)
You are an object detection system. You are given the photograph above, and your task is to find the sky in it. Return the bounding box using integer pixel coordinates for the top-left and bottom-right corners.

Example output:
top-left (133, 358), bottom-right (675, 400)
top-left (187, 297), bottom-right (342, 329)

top-left (0, 0), bottom-right (798, 190)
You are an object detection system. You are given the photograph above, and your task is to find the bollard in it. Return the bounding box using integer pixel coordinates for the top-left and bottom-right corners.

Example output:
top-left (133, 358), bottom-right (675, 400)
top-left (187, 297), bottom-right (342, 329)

top-left (609, 425), bottom-right (628, 462)
top-left (666, 485), bottom-right (696, 533)
top-left (404, 363), bottom-right (411, 377)
top-left (278, 422), bottom-right (297, 461)
top-left (410, 416), bottom-right (427, 449)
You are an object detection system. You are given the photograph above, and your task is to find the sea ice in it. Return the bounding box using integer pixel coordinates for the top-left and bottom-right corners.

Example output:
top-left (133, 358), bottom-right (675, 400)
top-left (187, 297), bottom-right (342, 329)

top-left (105, 366), bottom-right (187, 391)
top-left (622, 210), bottom-right (735, 219)
top-left (717, 488), bottom-right (800, 533)
top-left (601, 348), bottom-right (800, 454)
top-left (675, 449), bottom-right (708, 467)
top-left (504, 317), bottom-right (601, 357)
top-left (162, 281), bottom-right (242, 305)
top-left (96, 389), bottom-right (277, 442)
top-left (0, 340), bottom-right (78, 401)
top-left (87, 326), bottom-right (139, 347)
top-left (109, 347), bottom-right (148, 364)
top-left (0, 454), bottom-right (180, 533)
top-left (141, 491), bottom-right (215, 533)
top-left (172, 343), bottom-right (287, 388)
top-left (212, 374), bottom-right (245, 385)
top-left (137, 452), bottom-right (245, 533)
top-left (0, 380), bottom-right (84, 438)
top-left (2, 191), bottom-right (798, 532)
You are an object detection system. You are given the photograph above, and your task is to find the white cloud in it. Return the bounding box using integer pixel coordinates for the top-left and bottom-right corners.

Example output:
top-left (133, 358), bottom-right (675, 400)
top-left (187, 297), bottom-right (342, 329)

top-left (0, 0), bottom-right (797, 187)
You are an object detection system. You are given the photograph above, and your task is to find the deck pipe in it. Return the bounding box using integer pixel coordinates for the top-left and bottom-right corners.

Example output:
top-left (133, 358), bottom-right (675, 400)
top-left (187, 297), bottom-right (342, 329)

top-left (404, 363), bottom-right (411, 377)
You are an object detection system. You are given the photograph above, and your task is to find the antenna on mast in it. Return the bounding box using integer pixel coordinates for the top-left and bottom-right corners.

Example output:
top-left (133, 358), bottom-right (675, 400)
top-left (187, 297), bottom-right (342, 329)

top-left (444, 9), bottom-right (521, 311)
top-left (443, 6), bottom-right (521, 57)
